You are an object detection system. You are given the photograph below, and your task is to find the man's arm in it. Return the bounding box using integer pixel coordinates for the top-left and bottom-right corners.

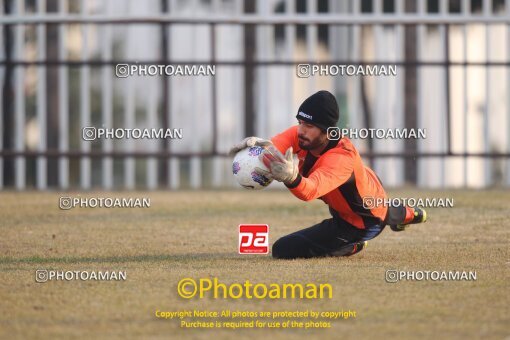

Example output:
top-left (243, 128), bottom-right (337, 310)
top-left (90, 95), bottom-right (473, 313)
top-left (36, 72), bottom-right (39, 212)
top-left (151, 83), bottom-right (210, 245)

top-left (270, 126), bottom-right (299, 154)
top-left (285, 153), bottom-right (353, 201)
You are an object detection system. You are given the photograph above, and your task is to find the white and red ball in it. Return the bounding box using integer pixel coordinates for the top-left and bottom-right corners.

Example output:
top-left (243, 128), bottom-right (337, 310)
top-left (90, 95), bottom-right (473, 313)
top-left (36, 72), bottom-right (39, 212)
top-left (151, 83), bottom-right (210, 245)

top-left (232, 146), bottom-right (273, 190)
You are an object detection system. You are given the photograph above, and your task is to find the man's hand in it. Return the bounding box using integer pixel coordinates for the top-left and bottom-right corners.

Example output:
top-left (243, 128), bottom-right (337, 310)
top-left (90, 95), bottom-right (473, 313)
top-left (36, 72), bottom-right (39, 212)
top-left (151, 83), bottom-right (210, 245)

top-left (255, 146), bottom-right (299, 184)
top-left (228, 137), bottom-right (273, 156)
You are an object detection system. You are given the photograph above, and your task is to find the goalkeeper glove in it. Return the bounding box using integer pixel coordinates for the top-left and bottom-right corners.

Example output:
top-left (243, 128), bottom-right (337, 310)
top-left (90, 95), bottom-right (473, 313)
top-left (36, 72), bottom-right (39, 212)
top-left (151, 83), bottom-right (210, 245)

top-left (228, 137), bottom-right (273, 156)
top-left (255, 146), bottom-right (299, 185)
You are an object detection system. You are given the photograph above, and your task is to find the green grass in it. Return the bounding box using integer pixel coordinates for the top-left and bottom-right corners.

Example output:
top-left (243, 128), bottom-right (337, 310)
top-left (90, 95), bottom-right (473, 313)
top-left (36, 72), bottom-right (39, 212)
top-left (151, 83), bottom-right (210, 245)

top-left (0, 190), bottom-right (508, 339)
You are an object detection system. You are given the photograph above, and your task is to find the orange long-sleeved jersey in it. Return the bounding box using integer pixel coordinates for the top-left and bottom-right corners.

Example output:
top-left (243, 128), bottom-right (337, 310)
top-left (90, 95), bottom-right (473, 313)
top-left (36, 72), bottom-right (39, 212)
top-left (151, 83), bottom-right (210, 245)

top-left (271, 126), bottom-right (388, 229)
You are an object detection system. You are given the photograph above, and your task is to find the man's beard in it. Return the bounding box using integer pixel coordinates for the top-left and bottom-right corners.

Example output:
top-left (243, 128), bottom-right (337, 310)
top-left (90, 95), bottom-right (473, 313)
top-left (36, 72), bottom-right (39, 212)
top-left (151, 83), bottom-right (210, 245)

top-left (298, 136), bottom-right (327, 151)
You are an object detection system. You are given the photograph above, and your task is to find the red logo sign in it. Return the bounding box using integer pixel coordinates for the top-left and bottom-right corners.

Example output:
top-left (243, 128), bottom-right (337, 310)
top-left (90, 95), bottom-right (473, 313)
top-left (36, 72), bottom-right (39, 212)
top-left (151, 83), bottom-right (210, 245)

top-left (238, 224), bottom-right (269, 254)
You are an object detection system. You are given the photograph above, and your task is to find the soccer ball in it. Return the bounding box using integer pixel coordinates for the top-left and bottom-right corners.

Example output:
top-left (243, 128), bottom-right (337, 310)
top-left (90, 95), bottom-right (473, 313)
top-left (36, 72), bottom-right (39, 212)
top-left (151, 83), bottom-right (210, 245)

top-left (232, 146), bottom-right (273, 190)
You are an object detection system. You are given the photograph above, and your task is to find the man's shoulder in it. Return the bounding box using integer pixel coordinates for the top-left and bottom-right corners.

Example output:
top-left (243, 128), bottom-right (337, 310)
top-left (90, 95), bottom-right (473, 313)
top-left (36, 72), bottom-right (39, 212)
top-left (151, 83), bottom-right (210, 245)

top-left (316, 138), bottom-right (357, 169)
top-left (285, 125), bottom-right (299, 134)
top-left (273, 125), bottom-right (298, 140)
top-left (326, 137), bottom-right (357, 156)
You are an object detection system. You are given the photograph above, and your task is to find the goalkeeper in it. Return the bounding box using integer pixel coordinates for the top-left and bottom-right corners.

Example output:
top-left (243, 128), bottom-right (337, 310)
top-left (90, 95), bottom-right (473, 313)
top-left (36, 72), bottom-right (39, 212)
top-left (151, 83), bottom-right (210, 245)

top-left (229, 90), bottom-right (427, 259)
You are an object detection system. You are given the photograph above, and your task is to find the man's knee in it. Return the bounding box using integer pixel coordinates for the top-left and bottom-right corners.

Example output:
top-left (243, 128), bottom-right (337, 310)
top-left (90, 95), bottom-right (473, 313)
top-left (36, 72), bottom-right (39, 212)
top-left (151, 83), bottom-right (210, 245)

top-left (272, 234), bottom-right (367, 259)
top-left (272, 235), bottom-right (305, 259)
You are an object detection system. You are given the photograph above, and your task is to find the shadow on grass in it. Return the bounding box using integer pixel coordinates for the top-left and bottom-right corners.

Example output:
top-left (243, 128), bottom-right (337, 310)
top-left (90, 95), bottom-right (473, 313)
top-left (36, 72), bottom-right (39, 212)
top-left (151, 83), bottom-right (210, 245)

top-left (0, 253), bottom-right (274, 265)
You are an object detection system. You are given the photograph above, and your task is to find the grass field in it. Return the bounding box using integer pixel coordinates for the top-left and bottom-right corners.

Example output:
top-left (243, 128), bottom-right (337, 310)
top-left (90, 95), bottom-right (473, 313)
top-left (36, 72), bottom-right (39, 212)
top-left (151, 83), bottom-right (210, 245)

top-left (0, 189), bottom-right (508, 339)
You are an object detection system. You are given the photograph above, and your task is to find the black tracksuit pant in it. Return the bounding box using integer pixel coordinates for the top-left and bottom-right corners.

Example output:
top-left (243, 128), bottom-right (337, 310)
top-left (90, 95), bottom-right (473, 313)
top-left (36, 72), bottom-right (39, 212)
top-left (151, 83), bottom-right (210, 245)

top-left (271, 205), bottom-right (407, 259)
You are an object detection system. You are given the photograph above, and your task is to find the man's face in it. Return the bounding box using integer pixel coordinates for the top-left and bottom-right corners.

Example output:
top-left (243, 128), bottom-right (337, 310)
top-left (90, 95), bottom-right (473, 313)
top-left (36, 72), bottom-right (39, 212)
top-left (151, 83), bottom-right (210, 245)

top-left (297, 120), bottom-right (329, 151)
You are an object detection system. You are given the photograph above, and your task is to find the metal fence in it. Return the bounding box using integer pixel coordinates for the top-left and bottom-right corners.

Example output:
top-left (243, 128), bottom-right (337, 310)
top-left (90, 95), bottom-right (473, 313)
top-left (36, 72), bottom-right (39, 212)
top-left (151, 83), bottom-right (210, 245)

top-left (1, 0), bottom-right (509, 190)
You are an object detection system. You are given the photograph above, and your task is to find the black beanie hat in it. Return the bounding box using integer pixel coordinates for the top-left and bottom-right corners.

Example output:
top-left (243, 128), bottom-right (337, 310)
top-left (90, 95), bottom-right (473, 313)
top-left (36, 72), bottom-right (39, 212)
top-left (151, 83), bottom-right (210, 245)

top-left (296, 90), bottom-right (339, 131)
